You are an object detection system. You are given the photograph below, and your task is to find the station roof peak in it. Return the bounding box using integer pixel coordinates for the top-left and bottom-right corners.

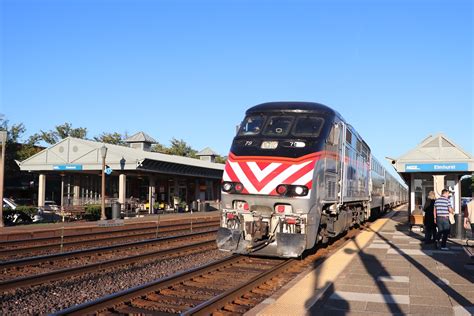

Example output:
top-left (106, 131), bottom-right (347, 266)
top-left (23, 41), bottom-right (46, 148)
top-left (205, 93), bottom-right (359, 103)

top-left (124, 132), bottom-right (157, 144)
top-left (392, 133), bottom-right (474, 173)
top-left (197, 147), bottom-right (218, 156)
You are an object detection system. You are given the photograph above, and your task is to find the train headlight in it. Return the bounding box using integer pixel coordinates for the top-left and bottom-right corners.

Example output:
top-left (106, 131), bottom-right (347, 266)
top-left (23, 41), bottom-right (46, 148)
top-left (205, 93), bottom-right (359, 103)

top-left (293, 185), bottom-right (309, 196)
top-left (276, 184), bottom-right (308, 197)
top-left (222, 182), bottom-right (233, 192)
top-left (222, 181), bottom-right (244, 194)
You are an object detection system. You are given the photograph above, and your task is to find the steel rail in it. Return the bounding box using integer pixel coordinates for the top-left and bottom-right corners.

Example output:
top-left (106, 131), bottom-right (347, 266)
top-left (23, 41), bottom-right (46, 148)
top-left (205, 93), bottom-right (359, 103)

top-left (0, 219), bottom-right (219, 246)
top-left (51, 255), bottom-right (243, 316)
top-left (0, 240), bottom-right (217, 291)
top-left (0, 229), bottom-right (217, 269)
top-left (0, 222), bottom-right (218, 256)
top-left (183, 259), bottom-right (295, 315)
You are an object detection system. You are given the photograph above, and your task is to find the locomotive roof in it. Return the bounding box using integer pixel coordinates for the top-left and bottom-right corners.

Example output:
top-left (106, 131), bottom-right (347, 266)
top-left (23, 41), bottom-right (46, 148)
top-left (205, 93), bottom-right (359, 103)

top-left (246, 101), bottom-right (344, 119)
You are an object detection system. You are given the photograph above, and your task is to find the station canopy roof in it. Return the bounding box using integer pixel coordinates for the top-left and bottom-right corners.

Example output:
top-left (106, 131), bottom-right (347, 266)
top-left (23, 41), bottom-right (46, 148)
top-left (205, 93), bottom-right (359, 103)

top-left (17, 137), bottom-right (225, 179)
top-left (392, 133), bottom-right (474, 174)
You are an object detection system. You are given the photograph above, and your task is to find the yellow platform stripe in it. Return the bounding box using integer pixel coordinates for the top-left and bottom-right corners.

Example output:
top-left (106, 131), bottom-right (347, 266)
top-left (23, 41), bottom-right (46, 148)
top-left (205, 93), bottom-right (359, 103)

top-left (248, 214), bottom-right (392, 316)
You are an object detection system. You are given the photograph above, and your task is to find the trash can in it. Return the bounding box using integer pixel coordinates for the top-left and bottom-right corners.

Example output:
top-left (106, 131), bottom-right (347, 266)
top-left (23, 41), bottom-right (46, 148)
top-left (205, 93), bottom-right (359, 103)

top-left (112, 201), bottom-right (121, 219)
top-left (204, 202), bottom-right (210, 212)
top-left (454, 213), bottom-right (464, 239)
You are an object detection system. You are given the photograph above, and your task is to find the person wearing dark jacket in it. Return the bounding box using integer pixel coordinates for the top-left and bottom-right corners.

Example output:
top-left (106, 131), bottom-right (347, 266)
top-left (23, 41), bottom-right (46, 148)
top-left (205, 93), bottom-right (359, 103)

top-left (423, 191), bottom-right (437, 244)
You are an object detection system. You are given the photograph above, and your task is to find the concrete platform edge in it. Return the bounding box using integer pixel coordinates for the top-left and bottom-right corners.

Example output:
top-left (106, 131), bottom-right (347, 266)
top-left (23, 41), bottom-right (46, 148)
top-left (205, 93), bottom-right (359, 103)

top-left (245, 212), bottom-right (395, 316)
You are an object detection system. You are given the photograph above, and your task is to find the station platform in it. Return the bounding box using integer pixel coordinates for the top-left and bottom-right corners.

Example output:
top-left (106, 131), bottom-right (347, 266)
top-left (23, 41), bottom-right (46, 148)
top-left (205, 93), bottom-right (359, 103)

top-left (249, 207), bottom-right (474, 316)
top-left (0, 211), bottom-right (220, 241)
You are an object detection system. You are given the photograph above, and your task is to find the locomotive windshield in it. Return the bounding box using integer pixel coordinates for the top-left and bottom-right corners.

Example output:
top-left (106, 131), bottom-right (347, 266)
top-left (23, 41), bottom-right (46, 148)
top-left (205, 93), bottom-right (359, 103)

top-left (292, 116), bottom-right (324, 137)
top-left (238, 115), bottom-right (265, 136)
top-left (232, 114), bottom-right (329, 158)
top-left (262, 116), bottom-right (294, 137)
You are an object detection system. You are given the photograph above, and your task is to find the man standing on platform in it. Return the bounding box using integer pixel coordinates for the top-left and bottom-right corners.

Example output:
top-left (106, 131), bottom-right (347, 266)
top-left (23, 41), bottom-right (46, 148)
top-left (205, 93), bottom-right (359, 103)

top-left (434, 189), bottom-right (454, 250)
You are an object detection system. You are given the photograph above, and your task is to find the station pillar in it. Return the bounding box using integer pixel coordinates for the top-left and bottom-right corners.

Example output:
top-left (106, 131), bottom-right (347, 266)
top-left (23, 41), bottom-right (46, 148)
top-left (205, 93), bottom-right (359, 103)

top-left (149, 176), bottom-right (156, 214)
top-left (119, 174), bottom-right (127, 210)
top-left (408, 173), bottom-right (415, 212)
top-left (73, 176), bottom-right (80, 205)
top-left (433, 175), bottom-right (445, 198)
top-left (38, 174), bottom-right (46, 208)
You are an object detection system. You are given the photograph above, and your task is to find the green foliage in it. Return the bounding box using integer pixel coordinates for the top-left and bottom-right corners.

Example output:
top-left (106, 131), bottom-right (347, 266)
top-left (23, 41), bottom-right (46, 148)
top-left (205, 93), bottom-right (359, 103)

top-left (37, 122), bottom-right (88, 145)
top-left (84, 204), bottom-right (101, 221)
top-left (151, 142), bottom-right (168, 154)
top-left (215, 156), bottom-right (227, 164)
top-left (2, 209), bottom-right (33, 225)
top-left (15, 206), bottom-right (38, 217)
top-left (461, 175), bottom-right (473, 197)
top-left (167, 138), bottom-right (197, 157)
top-left (93, 132), bottom-right (127, 145)
top-left (151, 138), bottom-right (198, 158)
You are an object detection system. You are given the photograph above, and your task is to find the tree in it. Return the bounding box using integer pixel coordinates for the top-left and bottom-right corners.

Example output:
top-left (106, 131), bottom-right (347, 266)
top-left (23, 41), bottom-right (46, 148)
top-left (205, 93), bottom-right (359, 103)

top-left (461, 175), bottom-right (473, 197)
top-left (0, 115), bottom-right (41, 180)
top-left (215, 156), bottom-right (227, 164)
top-left (150, 138), bottom-right (198, 158)
top-left (166, 138), bottom-right (197, 157)
top-left (151, 142), bottom-right (168, 154)
top-left (93, 132), bottom-right (126, 146)
top-left (35, 123), bottom-right (88, 145)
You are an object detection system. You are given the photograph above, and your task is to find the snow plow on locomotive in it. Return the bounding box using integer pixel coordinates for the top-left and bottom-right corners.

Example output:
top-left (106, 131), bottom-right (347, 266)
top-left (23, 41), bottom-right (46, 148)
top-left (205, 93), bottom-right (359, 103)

top-left (216, 102), bottom-right (406, 258)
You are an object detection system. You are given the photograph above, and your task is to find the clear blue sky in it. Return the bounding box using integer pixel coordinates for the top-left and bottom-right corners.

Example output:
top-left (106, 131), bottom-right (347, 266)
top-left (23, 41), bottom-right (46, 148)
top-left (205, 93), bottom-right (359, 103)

top-left (1, 0), bottom-right (472, 179)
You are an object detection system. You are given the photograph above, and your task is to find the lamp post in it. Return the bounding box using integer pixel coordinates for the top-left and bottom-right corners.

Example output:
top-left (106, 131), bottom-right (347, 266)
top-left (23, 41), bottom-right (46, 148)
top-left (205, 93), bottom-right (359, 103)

top-left (100, 145), bottom-right (108, 220)
top-left (0, 130), bottom-right (7, 228)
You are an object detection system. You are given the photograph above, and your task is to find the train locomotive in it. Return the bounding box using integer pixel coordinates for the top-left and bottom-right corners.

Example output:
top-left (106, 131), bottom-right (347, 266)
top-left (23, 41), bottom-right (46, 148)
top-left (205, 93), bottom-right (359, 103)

top-left (217, 102), bottom-right (407, 258)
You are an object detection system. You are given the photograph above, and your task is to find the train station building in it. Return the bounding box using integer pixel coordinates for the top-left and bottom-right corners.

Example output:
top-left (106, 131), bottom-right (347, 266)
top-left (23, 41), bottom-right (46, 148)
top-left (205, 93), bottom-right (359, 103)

top-left (16, 132), bottom-right (225, 212)
top-left (391, 133), bottom-right (474, 218)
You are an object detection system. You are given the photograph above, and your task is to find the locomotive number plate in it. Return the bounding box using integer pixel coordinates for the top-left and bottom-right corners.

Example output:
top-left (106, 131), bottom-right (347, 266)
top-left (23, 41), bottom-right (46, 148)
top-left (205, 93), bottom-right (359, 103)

top-left (261, 141), bottom-right (278, 149)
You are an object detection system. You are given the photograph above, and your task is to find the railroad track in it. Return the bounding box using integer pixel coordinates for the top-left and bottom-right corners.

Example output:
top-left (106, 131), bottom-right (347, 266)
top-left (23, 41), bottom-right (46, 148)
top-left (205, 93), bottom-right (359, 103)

top-left (54, 223), bottom-right (370, 315)
top-left (0, 230), bottom-right (218, 291)
top-left (0, 220), bottom-right (219, 257)
top-left (53, 255), bottom-right (294, 316)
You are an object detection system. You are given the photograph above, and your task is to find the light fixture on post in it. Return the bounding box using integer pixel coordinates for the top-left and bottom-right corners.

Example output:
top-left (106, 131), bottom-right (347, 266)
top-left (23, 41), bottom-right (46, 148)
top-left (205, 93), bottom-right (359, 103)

top-left (0, 130), bottom-right (6, 227)
top-left (100, 145), bottom-right (108, 220)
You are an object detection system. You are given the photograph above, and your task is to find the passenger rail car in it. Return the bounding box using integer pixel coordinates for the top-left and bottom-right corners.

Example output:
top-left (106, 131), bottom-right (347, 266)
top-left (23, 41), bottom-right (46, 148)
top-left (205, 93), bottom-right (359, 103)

top-left (217, 102), bottom-right (407, 258)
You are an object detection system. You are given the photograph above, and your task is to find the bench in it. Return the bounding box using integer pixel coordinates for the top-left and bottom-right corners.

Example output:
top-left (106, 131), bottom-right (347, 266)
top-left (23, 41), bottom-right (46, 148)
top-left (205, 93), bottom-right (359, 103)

top-left (61, 206), bottom-right (86, 220)
top-left (409, 215), bottom-right (424, 232)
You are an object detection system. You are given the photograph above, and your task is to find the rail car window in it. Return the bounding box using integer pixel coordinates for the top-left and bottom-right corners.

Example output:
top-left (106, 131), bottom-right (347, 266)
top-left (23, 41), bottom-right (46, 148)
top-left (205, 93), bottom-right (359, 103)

top-left (262, 116), bottom-right (294, 136)
top-left (292, 116), bottom-right (324, 137)
top-left (346, 130), bottom-right (353, 145)
top-left (238, 116), bottom-right (265, 136)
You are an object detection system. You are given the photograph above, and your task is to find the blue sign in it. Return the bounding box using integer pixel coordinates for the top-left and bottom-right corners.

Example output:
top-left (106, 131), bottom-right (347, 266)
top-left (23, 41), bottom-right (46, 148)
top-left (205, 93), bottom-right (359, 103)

top-left (405, 162), bottom-right (468, 172)
top-left (53, 164), bottom-right (83, 171)
top-left (105, 166), bottom-right (113, 175)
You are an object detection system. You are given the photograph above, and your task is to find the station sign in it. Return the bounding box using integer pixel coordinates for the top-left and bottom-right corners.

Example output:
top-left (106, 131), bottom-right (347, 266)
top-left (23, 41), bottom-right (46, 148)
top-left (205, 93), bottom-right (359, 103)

top-left (405, 162), bottom-right (468, 172)
top-left (53, 164), bottom-right (83, 171)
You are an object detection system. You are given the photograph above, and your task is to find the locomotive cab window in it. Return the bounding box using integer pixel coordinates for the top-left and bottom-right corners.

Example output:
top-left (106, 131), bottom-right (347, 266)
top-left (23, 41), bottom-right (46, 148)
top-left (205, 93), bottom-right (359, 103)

top-left (292, 116), bottom-right (324, 137)
top-left (346, 130), bottom-right (353, 145)
top-left (263, 116), bottom-right (294, 136)
top-left (238, 115), bottom-right (265, 136)
top-left (327, 122), bottom-right (340, 145)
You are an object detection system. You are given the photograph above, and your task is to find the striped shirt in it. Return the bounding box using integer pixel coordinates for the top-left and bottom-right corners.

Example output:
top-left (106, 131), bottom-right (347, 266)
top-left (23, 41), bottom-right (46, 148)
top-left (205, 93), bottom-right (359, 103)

top-left (434, 197), bottom-right (451, 216)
